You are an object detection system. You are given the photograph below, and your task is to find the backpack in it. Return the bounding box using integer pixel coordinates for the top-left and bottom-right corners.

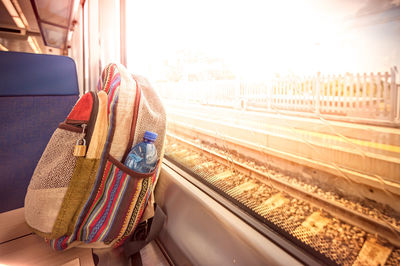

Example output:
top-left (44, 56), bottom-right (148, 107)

top-left (24, 63), bottom-right (166, 252)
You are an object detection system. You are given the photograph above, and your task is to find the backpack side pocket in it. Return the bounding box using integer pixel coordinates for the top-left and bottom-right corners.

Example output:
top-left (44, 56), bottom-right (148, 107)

top-left (24, 126), bottom-right (83, 235)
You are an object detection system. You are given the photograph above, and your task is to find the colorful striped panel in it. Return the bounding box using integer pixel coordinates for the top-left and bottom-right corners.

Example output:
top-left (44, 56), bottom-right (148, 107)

top-left (49, 162), bottom-right (155, 250)
top-left (113, 173), bottom-right (154, 247)
top-left (82, 161), bottom-right (155, 244)
top-left (97, 64), bottom-right (121, 115)
top-left (79, 160), bottom-right (131, 242)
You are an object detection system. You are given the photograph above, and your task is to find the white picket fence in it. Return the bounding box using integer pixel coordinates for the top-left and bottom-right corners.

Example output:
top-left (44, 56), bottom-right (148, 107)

top-left (156, 68), bottom-right (400, 126)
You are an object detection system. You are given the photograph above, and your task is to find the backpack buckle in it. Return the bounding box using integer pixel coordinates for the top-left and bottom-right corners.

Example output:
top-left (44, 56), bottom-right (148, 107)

top-left (131, 220), bottom-right (148, 241)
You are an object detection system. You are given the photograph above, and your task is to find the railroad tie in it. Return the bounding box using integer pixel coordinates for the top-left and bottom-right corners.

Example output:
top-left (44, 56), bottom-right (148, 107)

top-left (207, 171), bottom-right (234, 183)
top-left (183, 154), bottom-right (201, 166)
top-left (227, 181), bottom-right (257, 198)
top-left (169, 149), bottom-right (189, 158)
top-left (353, 238), bottom-right (392, 266)
top-left (292, 212), bottom-right (331, 242)
top-left (194, 161), bottom-right (215, 171)
top-left (254, 193), bottom-right (290, 217)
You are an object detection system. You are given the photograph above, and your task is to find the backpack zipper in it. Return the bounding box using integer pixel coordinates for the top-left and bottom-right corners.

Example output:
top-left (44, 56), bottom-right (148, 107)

top-left (59, 122), bottom-right (87, 133)
top-left (59, 91), bottom-right (99, 148)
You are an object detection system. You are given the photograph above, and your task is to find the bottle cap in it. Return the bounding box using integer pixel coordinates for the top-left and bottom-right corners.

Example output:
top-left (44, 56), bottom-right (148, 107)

top-left (144, 131), bottom-right (158, 142)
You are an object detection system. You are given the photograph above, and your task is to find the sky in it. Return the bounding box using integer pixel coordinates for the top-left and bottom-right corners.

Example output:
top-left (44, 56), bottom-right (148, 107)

top-left (126, 0), bottom-right (400, 81)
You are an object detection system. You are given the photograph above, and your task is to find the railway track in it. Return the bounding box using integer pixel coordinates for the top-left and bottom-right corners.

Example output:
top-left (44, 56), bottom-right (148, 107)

top-left (165, 133), bottom-right (400, 266)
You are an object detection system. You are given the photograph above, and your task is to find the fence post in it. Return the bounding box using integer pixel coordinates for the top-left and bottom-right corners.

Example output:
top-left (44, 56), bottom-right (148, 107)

top-left (267, 79), bottom-right (272, 111)
top-left (314, 72), bottom-right (321, 114)
top-left (234, 79), bottom-right (240, 109)
top-left (391, 67), bottom-right (400, 124)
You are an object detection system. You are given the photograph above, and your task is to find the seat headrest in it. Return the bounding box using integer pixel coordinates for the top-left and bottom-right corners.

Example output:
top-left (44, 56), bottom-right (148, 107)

top-left (0, 51), bottom-right (79, 96)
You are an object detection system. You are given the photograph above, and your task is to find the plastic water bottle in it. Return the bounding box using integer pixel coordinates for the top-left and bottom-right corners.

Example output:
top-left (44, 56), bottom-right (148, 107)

top-left (124, 131), bottom-right (158, 173)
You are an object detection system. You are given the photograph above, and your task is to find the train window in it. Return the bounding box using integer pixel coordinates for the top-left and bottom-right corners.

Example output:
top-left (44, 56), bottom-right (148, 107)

top-left (127, 0), bottom-right (400, 265)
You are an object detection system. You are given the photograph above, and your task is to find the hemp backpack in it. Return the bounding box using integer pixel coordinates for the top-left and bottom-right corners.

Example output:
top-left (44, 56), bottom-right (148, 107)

top-left (24, 63), bottom-right (166, 252)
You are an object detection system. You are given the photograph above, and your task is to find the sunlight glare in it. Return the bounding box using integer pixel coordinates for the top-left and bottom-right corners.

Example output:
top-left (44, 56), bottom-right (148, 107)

top-left (126, 0), bottom-right (400, 81)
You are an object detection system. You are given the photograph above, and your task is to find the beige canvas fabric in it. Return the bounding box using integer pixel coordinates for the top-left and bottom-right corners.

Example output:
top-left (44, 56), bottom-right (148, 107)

top-left (25, 128), bottom-right (82, 233)
top-left (132, 75), bottom-right (166, 154)
top-left (24, 187), bottom-right (67, 233)
top-left (109, 65), bottom-right (137, 161)
top-left (132, 75), bottom-right (167, 221)
top-left (28, 129), bottom-right (80, 189)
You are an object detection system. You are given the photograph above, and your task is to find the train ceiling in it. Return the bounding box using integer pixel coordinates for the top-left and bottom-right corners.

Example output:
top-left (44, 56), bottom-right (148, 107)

top-left (0, 0), bottom-right (79, 54)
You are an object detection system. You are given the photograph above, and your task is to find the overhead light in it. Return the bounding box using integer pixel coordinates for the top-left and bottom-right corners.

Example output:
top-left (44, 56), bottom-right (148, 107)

top-left (11, 0), bottom-right (29, 27)
top-left (71, 0), bottom-right (80, 23)
top-left (1, 0), bottom-right (26, 29)
top-left (0, 43), bottom-right (8, 51)
top-left (67, 30), bottom-right (73, 42)
top-left (13, 16), bottom-right (25, 28)
top-left (67, 0), bottom-right (80, 43)
top-left (27, 36), bottom-right (42, 54)
top-left (2, 0), bottom-right (18, 16)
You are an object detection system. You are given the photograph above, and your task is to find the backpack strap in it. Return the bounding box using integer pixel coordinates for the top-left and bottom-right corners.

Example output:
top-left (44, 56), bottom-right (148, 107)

top-left (123, 204), bottom-right (166, 258)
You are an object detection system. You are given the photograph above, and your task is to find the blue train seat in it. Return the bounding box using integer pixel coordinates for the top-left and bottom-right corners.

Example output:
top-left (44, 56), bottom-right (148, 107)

top-left (0, 51), bottom-right (79, 213)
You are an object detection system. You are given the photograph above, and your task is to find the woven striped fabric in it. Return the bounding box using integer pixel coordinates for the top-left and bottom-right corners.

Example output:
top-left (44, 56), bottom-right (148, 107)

top-left (97, 64), bottom-right (121, 115)
top-left (49, 164), bottom-right (156, 250)
top-left (113, 167), bottom-right (158, 247)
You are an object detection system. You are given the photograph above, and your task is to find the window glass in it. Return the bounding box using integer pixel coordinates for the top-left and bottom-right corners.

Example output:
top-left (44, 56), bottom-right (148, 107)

top-left (127, 1), bottom-right (400, 265)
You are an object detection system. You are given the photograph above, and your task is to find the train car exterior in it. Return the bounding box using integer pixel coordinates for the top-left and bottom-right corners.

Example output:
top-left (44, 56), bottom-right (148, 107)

top-left (1, 0), bottom-right (400, 265)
